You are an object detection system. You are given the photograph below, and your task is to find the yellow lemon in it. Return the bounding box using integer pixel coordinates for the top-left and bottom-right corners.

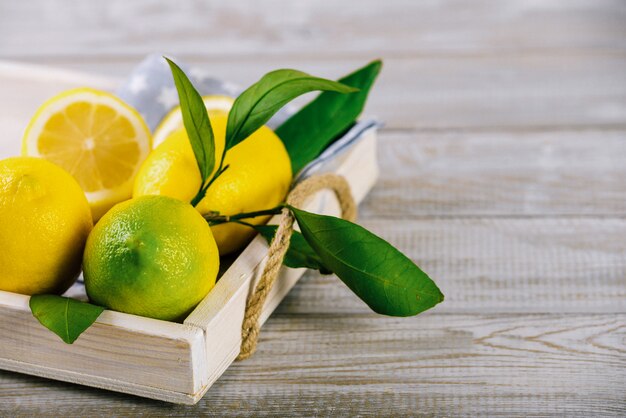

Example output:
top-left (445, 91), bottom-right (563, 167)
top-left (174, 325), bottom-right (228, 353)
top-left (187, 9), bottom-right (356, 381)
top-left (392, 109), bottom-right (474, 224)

top-left (0, 157), bottom-right (93, 295)
top-left (132, 127), bottom-right (226, 205)
top-left (152, 95), bottom-right (233, 147)
top-left (22, 88), bottom-right (151, 221)
top-left (83, 195), bottom-right (219, 321)
top-left (134, 114), bottom-right (292, 255)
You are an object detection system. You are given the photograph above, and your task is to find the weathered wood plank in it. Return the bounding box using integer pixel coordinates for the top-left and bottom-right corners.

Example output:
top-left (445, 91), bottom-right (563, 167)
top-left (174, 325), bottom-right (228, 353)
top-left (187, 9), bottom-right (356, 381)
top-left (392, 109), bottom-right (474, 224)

top-left (3, 55), bottom-right (626, 131)
top-left (1, 314), bottom-right (624, 416)
top-left (279, 218), bottom-right (626, 314)
top-left (1, 0), bottom-right (624, 59)
top-left (360, 130), bottom-right (626, 217)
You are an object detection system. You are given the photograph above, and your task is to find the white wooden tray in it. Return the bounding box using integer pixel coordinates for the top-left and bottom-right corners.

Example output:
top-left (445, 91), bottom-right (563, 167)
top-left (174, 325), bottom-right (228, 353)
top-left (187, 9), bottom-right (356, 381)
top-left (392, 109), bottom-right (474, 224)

top-left (0, 62), bottom-right (379, 404)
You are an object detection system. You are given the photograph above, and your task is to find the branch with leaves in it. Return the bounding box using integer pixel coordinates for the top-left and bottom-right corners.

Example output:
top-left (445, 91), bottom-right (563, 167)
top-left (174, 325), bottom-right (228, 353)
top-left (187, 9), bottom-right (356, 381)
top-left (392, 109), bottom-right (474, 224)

top-left (30, 57), bottom-right (444, 344)
top-left (173, 57), bottom-right (443, 317)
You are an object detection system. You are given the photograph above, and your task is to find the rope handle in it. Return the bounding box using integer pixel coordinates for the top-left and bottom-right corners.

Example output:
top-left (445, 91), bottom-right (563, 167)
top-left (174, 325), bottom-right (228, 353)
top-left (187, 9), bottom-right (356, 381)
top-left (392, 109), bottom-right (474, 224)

top-left (237, 173), bottom-right (357, 360)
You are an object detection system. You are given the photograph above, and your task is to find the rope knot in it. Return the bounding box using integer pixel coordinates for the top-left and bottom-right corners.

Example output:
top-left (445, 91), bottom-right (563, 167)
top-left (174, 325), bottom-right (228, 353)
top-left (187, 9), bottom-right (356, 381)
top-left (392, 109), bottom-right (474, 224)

top-left (237, 173), bottom-right (356, 360)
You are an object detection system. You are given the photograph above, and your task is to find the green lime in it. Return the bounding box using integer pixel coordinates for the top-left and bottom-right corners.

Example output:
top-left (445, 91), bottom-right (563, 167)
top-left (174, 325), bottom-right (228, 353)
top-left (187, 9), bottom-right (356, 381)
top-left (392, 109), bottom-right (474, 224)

top-left (83, 195), bottom-right (219, 321)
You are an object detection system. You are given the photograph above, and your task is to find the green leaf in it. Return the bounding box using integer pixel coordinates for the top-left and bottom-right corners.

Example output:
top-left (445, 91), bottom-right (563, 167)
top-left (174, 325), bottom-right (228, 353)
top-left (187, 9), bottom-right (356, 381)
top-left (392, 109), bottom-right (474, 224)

top-left (225, 69), bottom-right (358, 151)
top-left (253, 224), bottom-right (331, 274)
top-left (290, 207), bottom-right (444, 317)
top-left (276, 60), bottom-right (382, 174)
top-left (29, 295), bottom-right (104, 344)
top-left (165, 57), bottom-right (216, 184)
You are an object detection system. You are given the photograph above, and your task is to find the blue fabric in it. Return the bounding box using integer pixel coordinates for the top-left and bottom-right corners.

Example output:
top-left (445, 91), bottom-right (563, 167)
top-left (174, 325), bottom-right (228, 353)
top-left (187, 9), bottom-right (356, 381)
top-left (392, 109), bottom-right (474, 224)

top-left (115, 53), bottom-right (378, 180)
top-left (116, 53), bottom-right (291, 132)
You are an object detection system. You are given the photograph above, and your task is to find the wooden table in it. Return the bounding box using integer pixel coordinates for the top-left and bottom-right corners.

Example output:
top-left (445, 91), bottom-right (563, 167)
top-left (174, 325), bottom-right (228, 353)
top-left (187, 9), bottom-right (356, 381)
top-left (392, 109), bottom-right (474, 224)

top-left (1, 1), bottom-right (624, 416)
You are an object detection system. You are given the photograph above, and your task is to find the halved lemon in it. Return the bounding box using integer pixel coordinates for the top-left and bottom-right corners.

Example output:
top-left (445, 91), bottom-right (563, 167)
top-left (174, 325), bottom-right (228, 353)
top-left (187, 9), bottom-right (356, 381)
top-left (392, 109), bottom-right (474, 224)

top-left (152, 95), bottom-right (234, 147)
top-left (22, 88), bottom-right (151, 221)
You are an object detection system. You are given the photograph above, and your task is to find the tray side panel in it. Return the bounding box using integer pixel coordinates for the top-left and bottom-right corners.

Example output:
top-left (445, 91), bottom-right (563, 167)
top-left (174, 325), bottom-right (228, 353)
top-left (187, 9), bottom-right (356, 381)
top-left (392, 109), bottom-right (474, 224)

top-left (0, 290), bottom-right (205, 398)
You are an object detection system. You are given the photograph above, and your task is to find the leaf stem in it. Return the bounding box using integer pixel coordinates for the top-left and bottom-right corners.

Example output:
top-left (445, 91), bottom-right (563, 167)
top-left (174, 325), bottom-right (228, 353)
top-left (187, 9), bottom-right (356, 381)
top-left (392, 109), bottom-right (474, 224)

top-left (190, 187), bottom-right (206, 207)
top-left (206, 164), bottom-right (229, 190)
top-left (204, 205), bottom-right (285, 226)
top-left (191, 164), bottom-right (230, 207)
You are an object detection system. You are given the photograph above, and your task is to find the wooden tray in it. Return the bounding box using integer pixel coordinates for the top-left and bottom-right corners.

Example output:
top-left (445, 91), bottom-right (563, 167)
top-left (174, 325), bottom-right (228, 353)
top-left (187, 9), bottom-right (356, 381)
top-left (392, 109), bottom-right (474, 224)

top-left (0, 62), bottom-right (379, 404)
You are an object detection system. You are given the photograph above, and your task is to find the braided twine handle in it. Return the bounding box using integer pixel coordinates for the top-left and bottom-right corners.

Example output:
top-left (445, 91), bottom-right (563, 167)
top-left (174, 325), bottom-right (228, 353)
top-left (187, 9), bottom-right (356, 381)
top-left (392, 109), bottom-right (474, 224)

top-left (237, 173), bottom-right (357, 360)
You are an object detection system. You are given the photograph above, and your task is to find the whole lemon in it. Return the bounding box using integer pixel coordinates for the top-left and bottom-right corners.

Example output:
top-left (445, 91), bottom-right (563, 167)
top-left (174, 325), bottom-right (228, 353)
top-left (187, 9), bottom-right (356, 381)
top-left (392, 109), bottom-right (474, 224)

top-left (83, 195), bottom-right (219, 321)
top-left (133, 114), bottom-right (292, 255)
top-left (0, 157), bottom-right (93, 295)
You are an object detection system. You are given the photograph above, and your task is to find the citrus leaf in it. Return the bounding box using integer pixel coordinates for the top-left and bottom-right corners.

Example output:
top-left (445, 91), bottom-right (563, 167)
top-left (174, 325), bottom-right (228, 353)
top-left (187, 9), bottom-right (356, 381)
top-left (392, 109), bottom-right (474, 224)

top-left (29, 295), bottom-right (104, 344)
top-left (290, 207), bottom-right (444, 317)
top-left (226, 69), bottom-right (358, 150)
top-left (254, 224), bottom-right (331, 274)
top-left (165, 57), bottom-right (216, 185)
top-left (277, 60), bottom-right (382, 174)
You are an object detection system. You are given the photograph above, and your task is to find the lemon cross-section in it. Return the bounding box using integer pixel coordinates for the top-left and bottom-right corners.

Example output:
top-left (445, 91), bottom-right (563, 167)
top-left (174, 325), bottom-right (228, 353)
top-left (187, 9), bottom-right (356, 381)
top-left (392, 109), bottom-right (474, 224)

top-left (22, 88), bottom-right (151, 221)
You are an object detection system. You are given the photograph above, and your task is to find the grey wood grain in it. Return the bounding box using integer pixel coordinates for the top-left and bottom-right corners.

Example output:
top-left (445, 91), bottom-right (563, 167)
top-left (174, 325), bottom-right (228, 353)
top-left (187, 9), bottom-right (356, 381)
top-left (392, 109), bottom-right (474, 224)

top-left (361, 130), bottom-right (626, 217)
top-left (0, 0), bottom-right (625, 416)
top-left (2, 2), bottom-right (625, 131)
top-left (8, 55), bottom-right (626, 131)
top-left (1, 314), bottom-right (624, 416)
top-left (1, 0), bottom-right (624, 58)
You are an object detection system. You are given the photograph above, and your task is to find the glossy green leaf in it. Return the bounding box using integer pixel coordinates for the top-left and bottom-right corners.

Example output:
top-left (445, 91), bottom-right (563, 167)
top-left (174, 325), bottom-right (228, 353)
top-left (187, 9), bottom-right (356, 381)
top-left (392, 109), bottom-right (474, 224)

top-left (29, 295), bottom-right (105, 344)
top-left (254, 224), bottom-right (331, 274)
top-left (276, 60), bottom-right (382, 174)
top-left (165, 57), bottom-right (216, 185)
top-left (225, 69), bottom-right (358, 150)
top-left (290, 207), bottom-right (444, 317)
